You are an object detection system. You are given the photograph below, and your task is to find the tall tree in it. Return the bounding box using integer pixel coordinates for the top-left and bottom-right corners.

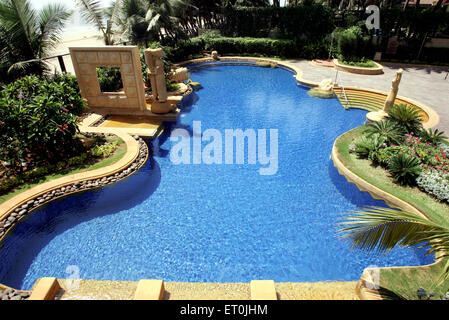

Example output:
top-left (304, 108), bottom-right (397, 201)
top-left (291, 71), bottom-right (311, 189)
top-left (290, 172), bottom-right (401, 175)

top-left (0, 0), bottom-right (71, 81)
top-left (76, 0), bottom-right (122, 45)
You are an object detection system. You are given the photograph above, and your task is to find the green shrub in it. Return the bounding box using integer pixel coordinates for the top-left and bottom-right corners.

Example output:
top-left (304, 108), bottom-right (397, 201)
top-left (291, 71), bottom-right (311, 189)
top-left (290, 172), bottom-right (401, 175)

top-left (335, 26), bottom-right (370, 62)
top-left (339, 59), bottom-right (377, 68)
top-left (0, 75), bottom-right (84, 173)
top-left (371, 145), bottom-right (404, 167)
top-left (91, 141), bottom-right (119, 158)
top-left (166, 81), bottom-right (180, 92)
top-left (386, 104), bottom-right (424, 133)
top-left (418, 128), bottom-right (447, 144)
top-left (364, 120), bottom-right (405, 144)
top-left (388, 153), bottom-right (422, 186)
top-left (354, 134), bottom-right (386, 159)
top-left (96, 67), bottom-right (123, 92)
top-left (1, 74), bottom-right (87, 115)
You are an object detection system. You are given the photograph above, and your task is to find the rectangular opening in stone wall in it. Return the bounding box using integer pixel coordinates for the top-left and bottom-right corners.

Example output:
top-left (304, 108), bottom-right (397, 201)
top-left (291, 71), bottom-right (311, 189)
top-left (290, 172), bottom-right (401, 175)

top-left (96, 66), bottom-right (124, 93)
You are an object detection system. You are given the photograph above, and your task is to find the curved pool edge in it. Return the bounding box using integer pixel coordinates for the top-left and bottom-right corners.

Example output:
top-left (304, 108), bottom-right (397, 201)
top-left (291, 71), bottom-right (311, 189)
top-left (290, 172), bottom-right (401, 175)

top-left (176, 56), bottom-right (440, 130)
top-left (1, 57), bottom-right (442, 299)
top-left (0, 127), bottom-right (140, 223)
top-left (332, 129), bottom-right (443, 300)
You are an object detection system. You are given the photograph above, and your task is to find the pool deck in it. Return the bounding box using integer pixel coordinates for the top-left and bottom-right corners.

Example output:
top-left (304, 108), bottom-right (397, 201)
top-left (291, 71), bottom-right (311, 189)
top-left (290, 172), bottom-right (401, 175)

top-left (48, 279), bottom-right (358, 300)
top-left (287, 60), bottom-right (449, 132)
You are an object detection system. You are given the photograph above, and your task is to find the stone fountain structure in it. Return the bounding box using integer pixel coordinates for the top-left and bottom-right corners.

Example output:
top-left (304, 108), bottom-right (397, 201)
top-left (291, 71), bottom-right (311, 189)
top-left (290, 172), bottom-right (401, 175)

top-left (70, 45), bottom-right (188, 117)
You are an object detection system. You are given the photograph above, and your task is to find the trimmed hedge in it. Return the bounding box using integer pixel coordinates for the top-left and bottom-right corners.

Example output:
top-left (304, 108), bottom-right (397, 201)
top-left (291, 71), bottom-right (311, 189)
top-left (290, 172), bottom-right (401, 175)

top-left (167, 36), bottom-right (329, 62)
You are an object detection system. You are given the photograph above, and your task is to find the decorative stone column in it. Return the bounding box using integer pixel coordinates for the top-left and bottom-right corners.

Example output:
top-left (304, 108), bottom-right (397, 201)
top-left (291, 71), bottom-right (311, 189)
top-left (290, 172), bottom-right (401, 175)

top-left (366, 68), bottom-right (404, 123)
top-left (144, 48), bottom-right (173, 114)
top-left (383, 68), bottom-right (403, 113)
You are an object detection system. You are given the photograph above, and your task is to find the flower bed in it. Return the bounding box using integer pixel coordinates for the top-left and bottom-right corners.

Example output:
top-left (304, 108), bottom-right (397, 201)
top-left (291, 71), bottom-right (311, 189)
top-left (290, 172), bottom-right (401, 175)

top-left (351, 103), bottom-right (449, 204)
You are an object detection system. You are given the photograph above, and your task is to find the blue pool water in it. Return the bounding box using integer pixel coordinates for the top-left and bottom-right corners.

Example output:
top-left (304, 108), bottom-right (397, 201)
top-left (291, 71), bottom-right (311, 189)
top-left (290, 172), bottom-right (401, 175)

top-left (0, 63), bottom-right (432, 290)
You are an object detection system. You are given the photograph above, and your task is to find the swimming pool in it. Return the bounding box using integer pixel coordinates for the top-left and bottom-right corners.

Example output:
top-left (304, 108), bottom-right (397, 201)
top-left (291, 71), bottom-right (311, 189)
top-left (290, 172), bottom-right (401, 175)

top-left (0, 63), bottom-right (432, 290)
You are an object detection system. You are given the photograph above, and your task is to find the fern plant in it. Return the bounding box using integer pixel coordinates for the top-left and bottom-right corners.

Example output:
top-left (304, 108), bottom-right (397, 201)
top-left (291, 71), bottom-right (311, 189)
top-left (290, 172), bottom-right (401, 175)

top-left (365, 120), bottom-right (405, 144)
top-left (386, 104), bottom-right (424, 134)
top-left (354, 134), bottom-right (386, 159)
top-left (388, 153), bottom-right (422, 185)
top-left (419, 128), bottom-right (447, 145)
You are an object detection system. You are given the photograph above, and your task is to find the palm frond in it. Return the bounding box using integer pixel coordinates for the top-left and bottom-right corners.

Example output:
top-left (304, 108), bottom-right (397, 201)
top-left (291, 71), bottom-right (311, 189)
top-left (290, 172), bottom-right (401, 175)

top-left (338, 206), bottom-right (448, 254)
top-left (37, 3), bottom-right (72, 57)
top-left (76, 0), bottom-right (106, 34)
top-left (7, 57), bottom-right (47, 73)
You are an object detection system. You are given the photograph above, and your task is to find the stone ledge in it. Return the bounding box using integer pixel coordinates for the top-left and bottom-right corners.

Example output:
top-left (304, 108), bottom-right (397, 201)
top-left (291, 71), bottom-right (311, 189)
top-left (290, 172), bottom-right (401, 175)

top-left (0, 128), bottom-right (139, 223)
top-left (133, 280), bottom-right (165, 300)
top-left (333, 59), bottom-right (384, 75)
top-left (29, 277), bottom-right (61, 300)
top-left (250, 280), bottom-right (278, 300)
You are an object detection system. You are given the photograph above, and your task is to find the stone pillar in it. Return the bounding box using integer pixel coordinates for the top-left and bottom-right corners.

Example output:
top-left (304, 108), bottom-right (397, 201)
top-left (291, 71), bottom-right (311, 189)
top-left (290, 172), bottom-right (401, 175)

top-left (366, 68), bottom-right (404, 123)
top-left (144, 48), bottom-right (173, 114)
top-left (383, 68), bottom-right (403, 113)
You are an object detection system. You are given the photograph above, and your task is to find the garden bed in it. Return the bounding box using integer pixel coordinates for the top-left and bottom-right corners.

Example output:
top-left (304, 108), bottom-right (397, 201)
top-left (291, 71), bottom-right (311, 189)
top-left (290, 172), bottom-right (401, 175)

top-left (333, 59), bottom-right (384, 75)
top-left (0, 134), bottom-right (126, 204)
top-left (334, 125), bottom-right (449, 299)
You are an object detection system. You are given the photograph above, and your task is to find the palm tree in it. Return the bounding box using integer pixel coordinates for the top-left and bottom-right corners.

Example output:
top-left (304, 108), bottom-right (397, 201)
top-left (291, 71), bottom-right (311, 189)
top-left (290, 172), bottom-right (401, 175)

top-left (0, 0), bottom-right (71, 81)
top-left (339, 206), bottom-right (449, 283)
top-left (112, 0), bottom-right (152, 45)
top-left (76, 0), bottom-right (122, 45)
top-left (145, 0), bottom-right (193, 44)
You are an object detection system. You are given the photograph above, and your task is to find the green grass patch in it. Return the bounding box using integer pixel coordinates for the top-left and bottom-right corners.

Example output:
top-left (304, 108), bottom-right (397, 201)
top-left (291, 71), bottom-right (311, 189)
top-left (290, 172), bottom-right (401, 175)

top-left (339, 59), bottom-right (377, 68)
top-left (0, 136), bottom-right (127, 205)
top-left (335, 125), bottom-right (449, 298)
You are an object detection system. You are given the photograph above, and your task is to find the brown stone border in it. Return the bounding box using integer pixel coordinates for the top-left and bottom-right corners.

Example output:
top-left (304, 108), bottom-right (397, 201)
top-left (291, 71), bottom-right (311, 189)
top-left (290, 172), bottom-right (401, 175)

top-left (333, 59), bottom-right (384, 75)
top-left (0, 126), bottom-right (150, 297)
top-left (0, 131), bottom-right (148, 240)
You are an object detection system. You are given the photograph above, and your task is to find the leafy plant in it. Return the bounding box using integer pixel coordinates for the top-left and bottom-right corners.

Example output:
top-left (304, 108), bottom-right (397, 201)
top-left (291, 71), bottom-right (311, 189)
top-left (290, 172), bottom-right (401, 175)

top-left (0, 75), bottom-right (88, 174)
top-left (386, 104), bottom-right (424, 133)
top-left (365, 120), bottom-right (405, 144)
top-left (96, 67), bottom-right (123, 92)
top-left (90, 141), bottom-right (119, 158)
top-left (416, 170), bottom-right (449, 203)
top-left (371, 146), bottom-right (404, 167)
top-left (335, 26), bottom-right (370, 62)
top-left (354, 134), bottom-right (386, 159)
top-left (339, 206), bottom-right (449, 283)
top-left (166, 81), bottom-right (180, 92)
top-left (419, 128), bottom-right (447, 145)
top-left (388, 153), bottom-right (422, 185)
top-left (0, 0), bottom-right (71, 82)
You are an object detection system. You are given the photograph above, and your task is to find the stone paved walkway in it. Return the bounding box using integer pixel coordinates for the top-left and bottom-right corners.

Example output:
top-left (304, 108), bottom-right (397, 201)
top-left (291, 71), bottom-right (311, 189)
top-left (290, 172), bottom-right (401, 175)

top-left (288, 60), bottom-right (449, 132)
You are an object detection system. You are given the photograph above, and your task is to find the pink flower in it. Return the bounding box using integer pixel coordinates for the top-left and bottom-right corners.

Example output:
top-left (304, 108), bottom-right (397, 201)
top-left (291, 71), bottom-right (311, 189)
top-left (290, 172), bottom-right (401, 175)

top-left (18, 91), bottom-right (23, 99)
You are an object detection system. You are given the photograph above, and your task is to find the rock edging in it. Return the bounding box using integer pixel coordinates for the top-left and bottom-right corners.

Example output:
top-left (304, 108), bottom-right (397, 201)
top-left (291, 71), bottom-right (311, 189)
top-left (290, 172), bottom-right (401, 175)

top-left (0, 135), bottom-right (148, 243)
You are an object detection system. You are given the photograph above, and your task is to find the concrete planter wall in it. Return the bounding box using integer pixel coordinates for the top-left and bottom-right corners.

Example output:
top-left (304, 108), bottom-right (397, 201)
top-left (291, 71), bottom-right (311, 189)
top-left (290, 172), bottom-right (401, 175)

top-left (333, 59), bottom-right (384, 75)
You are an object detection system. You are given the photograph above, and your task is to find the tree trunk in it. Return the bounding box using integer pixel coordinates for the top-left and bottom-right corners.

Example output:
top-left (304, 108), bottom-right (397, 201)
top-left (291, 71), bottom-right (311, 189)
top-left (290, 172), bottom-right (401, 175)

top-left (433, 0), bottom-right (444, 10)
top-left (402, 0), bottom-right (410, 10)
